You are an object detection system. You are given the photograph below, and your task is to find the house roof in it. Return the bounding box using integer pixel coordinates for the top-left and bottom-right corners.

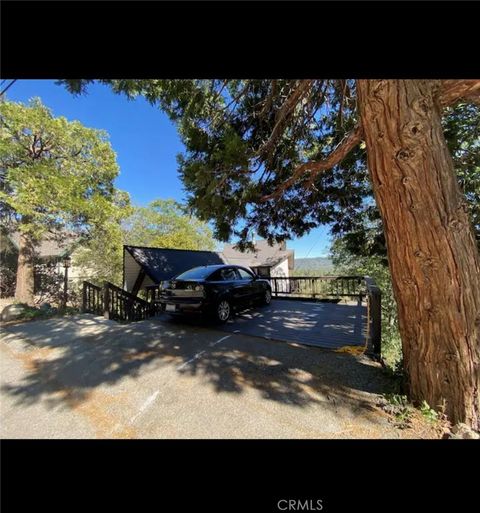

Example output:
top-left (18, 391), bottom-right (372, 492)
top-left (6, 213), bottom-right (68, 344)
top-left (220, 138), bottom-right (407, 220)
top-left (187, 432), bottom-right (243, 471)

top-left (6, 231), bottom-right (78, 258)
top-left (222, 240), bottom-right (294, 269)
top-left (124, 245), bottom-right (227, 283)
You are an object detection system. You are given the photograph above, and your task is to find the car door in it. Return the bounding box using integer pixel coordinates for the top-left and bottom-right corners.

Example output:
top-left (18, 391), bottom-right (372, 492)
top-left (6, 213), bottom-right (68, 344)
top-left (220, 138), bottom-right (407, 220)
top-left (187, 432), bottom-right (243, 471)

top-left (235, 267), bottom-right (259, 303)
top-left (218, 267), bottom-right (244, 305)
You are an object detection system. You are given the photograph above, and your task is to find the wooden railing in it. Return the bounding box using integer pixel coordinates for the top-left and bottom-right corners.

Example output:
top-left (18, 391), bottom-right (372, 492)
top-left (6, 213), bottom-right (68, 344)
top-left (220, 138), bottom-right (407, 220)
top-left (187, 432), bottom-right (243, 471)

top-left (145, 285), bottom-right (163, 314)
top-left (82, 281), bottom-right (154, 322)
top-left (82, 281), bottom-right (103, 316)
top-left (269, 275), bottom-right (365, 300)
top-left (145, 285), bottom-right (160, 303)
top-left (104, 282), bottom-right (153, 322)
top-left (268, 275), bottom-right (381, 355)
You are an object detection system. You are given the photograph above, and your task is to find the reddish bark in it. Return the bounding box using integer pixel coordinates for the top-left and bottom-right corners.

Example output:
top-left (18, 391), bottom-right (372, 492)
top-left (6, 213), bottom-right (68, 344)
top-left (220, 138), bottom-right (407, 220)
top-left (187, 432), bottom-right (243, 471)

top-left (14, 231), bottom-right (36, 305)
top-left (357, 80), bottom-right (480, 429)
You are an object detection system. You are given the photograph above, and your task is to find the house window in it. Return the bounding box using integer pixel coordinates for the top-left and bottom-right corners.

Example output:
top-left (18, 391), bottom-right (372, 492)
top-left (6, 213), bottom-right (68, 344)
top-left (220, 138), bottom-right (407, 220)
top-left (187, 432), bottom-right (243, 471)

top-left (252, 266), bottom-right (270, 277)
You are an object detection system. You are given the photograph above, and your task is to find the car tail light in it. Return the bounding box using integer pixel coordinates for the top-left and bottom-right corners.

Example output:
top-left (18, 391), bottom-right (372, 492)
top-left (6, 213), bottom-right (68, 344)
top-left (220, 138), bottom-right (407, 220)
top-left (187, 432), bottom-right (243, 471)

top-left (193, 284), bottom-right (206, 297)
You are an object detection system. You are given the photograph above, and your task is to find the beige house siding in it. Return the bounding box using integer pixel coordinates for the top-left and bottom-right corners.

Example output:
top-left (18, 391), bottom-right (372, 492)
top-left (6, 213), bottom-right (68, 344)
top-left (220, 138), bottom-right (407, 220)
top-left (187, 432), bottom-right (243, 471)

top-left (123, 250), bottom-right (142, 291)
top-left (270, 257), bottom-right (290, 278)
top-left (123, 250), bottom-right (156, 291)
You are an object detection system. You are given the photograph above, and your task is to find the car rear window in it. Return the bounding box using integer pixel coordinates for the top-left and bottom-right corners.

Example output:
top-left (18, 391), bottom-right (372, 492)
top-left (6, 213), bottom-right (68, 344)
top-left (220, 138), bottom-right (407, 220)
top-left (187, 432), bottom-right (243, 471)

top-left (237, 268), bottom-right (254, 279)
top-left (208, 268), bottom-right (238, 281)
top-left (175, 267), bottom-right (218, 280)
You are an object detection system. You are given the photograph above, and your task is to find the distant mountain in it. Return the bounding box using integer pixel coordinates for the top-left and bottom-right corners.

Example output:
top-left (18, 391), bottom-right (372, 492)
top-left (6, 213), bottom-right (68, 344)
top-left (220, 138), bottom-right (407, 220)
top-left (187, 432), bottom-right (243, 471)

top-left (294, 257), bottom-right (334, 273)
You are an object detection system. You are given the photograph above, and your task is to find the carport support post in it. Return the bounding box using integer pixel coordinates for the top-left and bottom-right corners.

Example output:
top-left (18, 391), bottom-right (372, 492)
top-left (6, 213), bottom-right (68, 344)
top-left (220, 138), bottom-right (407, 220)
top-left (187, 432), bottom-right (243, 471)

top-left (103, 282), bottom-right (110, 320)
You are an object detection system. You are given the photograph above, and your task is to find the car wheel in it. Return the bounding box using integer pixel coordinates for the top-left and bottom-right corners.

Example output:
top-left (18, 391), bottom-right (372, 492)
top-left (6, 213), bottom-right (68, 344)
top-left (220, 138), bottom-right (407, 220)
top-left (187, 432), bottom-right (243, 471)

top-left (260, 288), bottom-right (272, 306)
top-left (215, 299), bottom-right (231, 323)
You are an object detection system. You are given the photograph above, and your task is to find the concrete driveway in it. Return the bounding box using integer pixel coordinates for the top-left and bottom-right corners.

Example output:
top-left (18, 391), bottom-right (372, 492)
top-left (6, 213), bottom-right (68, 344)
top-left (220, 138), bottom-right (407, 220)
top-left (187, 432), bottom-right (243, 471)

top-left (0, 315), bottom-right (438, 439)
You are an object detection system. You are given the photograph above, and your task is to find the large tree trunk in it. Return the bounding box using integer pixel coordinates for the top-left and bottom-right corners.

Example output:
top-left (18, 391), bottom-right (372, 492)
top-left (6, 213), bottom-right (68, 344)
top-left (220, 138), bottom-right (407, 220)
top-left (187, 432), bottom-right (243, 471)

top-left (14, 231), bottom-right (36, 305)
top-left (356, 80), bottom-right (480, 429)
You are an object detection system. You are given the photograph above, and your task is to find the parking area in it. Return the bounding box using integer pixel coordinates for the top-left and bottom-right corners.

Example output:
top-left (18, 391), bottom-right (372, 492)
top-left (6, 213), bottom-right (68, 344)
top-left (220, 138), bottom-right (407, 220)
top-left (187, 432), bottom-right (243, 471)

top-left (0, 313), bottom-right (439, 439)
top-left (221, 299), bottom-right (367, 349)
top-left (159, 299), bottom-right (367, 350)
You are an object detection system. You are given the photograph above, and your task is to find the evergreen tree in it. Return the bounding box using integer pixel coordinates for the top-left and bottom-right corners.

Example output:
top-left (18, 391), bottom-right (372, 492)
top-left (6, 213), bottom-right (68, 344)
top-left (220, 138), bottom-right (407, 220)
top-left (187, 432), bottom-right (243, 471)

top-left (0, 97), bottom-right (130, 302)
top-left (60, 79), bottom-right (480, 429)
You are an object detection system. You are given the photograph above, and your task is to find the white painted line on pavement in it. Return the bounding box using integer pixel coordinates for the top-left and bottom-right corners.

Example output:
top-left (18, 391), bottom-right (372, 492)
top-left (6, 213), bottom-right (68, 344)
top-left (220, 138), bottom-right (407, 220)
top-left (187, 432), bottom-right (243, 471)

top-left (176, 350), bottom-right (207, 370)
top-left (130, 334), bottom-right (233, 424)
top-left (210, 334), bottom-right (232, 346)
top-left (177, 334), bottom-right (232, 370)
top-left (130, 390), bottom-right (160, 424)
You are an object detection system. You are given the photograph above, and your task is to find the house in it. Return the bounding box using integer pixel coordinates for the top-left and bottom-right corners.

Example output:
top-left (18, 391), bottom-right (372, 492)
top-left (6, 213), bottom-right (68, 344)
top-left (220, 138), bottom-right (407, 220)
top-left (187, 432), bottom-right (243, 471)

top-left (0, 230), bottom-right (84, 297)
top-left (222, 240), bottom-right (294, 278)
top-left (122, 240), bottom-right (294, 294)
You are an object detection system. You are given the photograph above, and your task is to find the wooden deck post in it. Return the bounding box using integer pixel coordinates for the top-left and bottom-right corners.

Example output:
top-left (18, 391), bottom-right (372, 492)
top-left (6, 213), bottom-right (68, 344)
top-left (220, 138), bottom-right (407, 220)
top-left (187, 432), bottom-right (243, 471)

top-left (82, 281), bottom-right (87, 313)
top-left (364, 277), bottom-right (381, 355)
top-left (103, 282), bottom-right (110, 320)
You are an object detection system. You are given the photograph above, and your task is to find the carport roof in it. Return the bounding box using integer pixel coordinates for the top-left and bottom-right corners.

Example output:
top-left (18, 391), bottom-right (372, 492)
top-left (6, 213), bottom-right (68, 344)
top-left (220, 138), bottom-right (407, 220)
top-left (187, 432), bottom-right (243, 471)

top-left (124, 245), bottom-right (227, 283)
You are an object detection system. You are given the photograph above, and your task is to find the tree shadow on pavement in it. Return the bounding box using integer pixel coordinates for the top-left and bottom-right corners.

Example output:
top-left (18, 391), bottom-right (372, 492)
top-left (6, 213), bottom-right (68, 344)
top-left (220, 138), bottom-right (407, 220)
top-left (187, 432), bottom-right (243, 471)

top-left (1, 314), bottom-right (393, 425)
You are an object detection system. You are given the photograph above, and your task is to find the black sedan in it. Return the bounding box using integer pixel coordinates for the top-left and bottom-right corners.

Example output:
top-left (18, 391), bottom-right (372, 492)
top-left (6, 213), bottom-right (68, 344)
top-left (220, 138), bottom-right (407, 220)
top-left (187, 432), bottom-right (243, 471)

top-left (158, 264), bottom-right (272, 323)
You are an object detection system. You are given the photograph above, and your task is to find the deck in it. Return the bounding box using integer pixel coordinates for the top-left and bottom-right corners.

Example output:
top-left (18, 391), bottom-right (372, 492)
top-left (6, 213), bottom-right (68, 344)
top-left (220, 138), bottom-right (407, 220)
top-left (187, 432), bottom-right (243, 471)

top-left (83, 276), bottom-right (380, 353)
top-left (160, 299), bottom-right (368, 350)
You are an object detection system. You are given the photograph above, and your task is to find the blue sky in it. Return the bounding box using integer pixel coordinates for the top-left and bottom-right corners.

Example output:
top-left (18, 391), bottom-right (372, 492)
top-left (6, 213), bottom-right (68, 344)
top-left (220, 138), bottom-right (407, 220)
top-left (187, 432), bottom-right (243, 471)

top-left (6, 80), bottom-right (332, 258)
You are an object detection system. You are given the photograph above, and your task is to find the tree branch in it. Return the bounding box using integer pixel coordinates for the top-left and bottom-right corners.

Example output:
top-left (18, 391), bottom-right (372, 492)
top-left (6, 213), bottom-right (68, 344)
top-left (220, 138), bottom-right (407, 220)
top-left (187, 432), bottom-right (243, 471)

top-left (209, 79), bottom-right (229, 110)
top-left (438, 79), bottom-right (480, 108)
top-left (336, 80), bottom-right (348, 131)
top-left (206, 81), bottom-right (250, 131)
top-left (257, 80), bottom-right (314, 160)
top-left (258, 80), bottom-right (278, 119)
top-left (260, 123), bottom-right (364, 202)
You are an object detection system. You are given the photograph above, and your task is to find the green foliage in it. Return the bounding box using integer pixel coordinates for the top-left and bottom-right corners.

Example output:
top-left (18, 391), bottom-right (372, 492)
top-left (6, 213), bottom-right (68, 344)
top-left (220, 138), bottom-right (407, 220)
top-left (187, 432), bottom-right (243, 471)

top-left (291, 268), bottom-right (334, 277)
top-left (9, 304), bottom-right (79, 323)
top-left (58, 80), bottom-right (479, 257)
top-left (71, 200), bottom-right (217, 290)
top-left (18, 305), bottom-right (46, 321)
top-left (58, 80), bottom-right (365, 245)
top-left (75, 199), bottom-right (217, 286)
top-left (0, 97), bottom-right (130, 247)
top-left (382, 394), bottom-right (413, 429)
top-left (123, 199), bottom-right (216, 251)
top-left (420, 401), bottom-right (439, 423)
top-left (443, 102), bottom-right (480, 247)
top-left (0, 97), bottom-right (131, 289)
top-left (382, 394), bottom-right (439, 427)
top-left (293, 257), bottom-right (334, 276)
top-left (331, 237), bottom-right (402, 368)
top-left (72, 210), bottom-right (129, 286)
top-left (335, 102), bottom-right (480, 258)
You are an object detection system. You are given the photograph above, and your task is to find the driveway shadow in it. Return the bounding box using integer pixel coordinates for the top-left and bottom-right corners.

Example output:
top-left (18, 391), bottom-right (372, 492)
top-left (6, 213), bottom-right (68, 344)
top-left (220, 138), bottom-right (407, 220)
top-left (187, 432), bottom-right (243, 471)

top-left (1, 314), bottom-right (393, 424)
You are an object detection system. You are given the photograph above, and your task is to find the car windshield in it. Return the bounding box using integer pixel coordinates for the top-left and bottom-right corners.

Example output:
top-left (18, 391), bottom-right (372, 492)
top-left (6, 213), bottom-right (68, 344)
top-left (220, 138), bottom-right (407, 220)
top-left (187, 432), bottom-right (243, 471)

top-left (175, 267), bottom-right (218, 280)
